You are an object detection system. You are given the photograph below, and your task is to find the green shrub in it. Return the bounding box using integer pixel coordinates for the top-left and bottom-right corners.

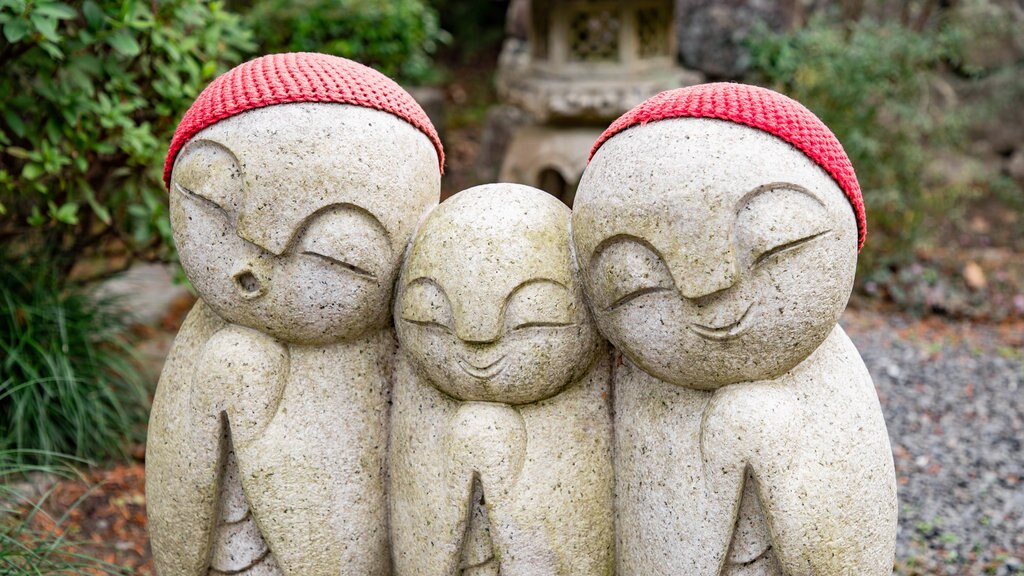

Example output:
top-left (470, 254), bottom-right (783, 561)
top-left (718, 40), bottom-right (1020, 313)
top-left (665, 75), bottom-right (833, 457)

top-left (747, 19), bottom-right (964, 275)
top-left (245, 0), bottom-right (447, 85)
top-left (0, 0), bottom-right (254, 268)
top-left (0, 251), bottom-right (149, 465)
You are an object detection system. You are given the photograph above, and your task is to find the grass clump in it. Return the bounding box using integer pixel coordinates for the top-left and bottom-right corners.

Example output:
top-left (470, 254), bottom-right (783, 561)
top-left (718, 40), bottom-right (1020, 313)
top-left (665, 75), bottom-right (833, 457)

top-left (0, 251), bottom-right (148, 466)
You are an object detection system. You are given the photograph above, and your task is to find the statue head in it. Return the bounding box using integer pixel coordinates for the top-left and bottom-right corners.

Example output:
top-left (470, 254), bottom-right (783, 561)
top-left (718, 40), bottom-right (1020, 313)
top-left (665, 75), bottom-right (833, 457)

top-left (573, 83), bottom-right (864, 389)
top-left (166, 53), bottom-right (443, 344)
top-left (396, 184), bottom-right (600, 405)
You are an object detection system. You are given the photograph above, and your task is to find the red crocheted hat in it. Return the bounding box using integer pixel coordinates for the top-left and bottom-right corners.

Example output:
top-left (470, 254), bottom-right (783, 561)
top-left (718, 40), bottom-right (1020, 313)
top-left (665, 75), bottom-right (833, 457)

top-left (163, 52), bottom-right (444, 188)
top-left (590, 83), bottom-right (866, 251)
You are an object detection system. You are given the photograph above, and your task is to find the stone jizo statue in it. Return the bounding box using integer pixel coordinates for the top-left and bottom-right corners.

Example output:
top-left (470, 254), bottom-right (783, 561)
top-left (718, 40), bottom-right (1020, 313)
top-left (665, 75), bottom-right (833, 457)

top-left (146, 53), bottom-right (442, 576)
top-left (389, 184), bottom-right (615, 576)
top-left (572, 82), bottom-right (898, 575)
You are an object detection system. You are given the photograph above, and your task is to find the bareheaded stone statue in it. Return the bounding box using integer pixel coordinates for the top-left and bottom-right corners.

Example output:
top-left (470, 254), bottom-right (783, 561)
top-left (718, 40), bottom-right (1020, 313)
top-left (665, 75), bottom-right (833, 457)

top-left (572, 83), bottom-right (898, 575)
top-left (146, 53), bottom-right (442, 576)
top-left (389, 184), bottom-right (615, 575)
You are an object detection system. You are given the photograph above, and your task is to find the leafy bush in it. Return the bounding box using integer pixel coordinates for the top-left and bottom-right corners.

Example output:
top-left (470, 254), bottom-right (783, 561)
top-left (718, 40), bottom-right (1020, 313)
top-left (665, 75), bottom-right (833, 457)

top-left (0, 0), bottom-right (254, 269)
top-left (1, 450), bottom-right (128, 574)
top-left (747, 19), bottom-right (964, 275)
top-left (0, 251), bottom-right (148, 465)
top-left (245, 0), bottom-right (447, 85)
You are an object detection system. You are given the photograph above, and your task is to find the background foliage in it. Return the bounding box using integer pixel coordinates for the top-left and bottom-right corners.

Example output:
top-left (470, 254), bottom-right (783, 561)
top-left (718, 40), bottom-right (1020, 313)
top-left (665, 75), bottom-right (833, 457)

top-left (0, 249), bottom-right (148, 465)
top-left (747, 18), bottom-right (967, 275)
top-left (0, 0), bottom-right (253, 271)
top-left (244, 0), bottom-right (448, 85)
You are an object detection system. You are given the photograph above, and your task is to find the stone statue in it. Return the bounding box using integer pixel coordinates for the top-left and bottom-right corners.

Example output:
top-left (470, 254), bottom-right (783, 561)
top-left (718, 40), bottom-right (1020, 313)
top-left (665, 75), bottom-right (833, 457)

top-left (389, 184), bottom-right (615, 575)
top-left (146, 53), bottom-right (443, 576)
top-left (571, 83), bottom-right (898, 575)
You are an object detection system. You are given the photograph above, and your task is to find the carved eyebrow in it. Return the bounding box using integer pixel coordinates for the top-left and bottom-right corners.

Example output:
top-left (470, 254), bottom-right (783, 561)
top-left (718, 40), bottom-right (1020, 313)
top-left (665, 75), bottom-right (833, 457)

top-left (405, 276), bottom-right (449, 295)
top-left (505, 277), bottom-right (568, 300)
top-left (735, 182), bottom-right (826, 214)
top-left (403, 276), bottom-right (454, 311)
top-left (186, 138), bottom-right (243, 169)
top-left (590, 234), bottom-right (668, 265)
top-left (286, 202), bottom-right (392, 254)
top-left (500, 277), bottom-right (570, 319)
top-left (303, 203), bottom-right (388, 238)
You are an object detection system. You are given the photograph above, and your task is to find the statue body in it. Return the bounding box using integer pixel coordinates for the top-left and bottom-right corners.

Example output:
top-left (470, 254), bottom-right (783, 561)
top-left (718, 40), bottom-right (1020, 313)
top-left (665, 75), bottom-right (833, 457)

top-left (573, 110), bottom-right (898, 575)
top-left (389, 185), bottom-right (615, 576)
top-left (147, 101), bottom-right (439, 576)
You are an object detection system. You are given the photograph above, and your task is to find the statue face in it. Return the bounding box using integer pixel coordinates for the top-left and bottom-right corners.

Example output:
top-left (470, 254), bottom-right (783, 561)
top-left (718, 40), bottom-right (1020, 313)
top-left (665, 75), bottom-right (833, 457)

top-left (573, 118), bottom-right (858, 389)
top-left (170, 103), bottom-right (440, 344)
top-left (396, 185), bottom-right (599, 405)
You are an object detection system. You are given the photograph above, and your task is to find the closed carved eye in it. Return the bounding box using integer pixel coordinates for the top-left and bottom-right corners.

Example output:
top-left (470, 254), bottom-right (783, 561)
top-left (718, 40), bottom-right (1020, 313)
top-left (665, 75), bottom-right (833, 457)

top-left (301, 250), bottom-right (376, 281)
top-left (401, 277), bottom-right (454, 332)
top-left (174, 182), bottom-right (228, 216)
top-left (736, 184), bottom-right (832, 268)
top-left (170, 139), bottom-right (242, 213)
top-left (294, 206), bottom-right (389, 283)
top-left (504, 279), bottom-right (575, 331)
top-left (752, 229), bottom-right (831, 267)
top-left (513, 320), bottom-right (572, 330)
top-left (590, 236), bottom-right (674, 311)
top-left (608, 285), bottom-right (671, 310)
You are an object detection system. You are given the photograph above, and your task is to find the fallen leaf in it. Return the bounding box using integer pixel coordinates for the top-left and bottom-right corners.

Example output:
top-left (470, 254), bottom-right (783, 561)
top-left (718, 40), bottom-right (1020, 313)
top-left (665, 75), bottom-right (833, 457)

top-left (963, 261), bottom-right (987, 290)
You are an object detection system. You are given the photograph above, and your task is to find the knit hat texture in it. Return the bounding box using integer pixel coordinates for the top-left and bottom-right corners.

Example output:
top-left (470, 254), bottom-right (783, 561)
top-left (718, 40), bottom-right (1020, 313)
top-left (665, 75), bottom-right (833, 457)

top-left (590, 83), bottom-right (866, 251)
top-left (164, 52), bottom-right (444, 188)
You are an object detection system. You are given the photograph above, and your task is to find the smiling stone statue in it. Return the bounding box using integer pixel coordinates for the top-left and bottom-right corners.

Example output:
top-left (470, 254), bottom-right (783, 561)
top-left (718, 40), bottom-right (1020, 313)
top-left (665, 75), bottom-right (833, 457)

top-left (146, 53), bottom-right (442, 576)
top-left (572, 83), bottom-right (898, 575)
top-left (389, 184), bottom-right (615, 576)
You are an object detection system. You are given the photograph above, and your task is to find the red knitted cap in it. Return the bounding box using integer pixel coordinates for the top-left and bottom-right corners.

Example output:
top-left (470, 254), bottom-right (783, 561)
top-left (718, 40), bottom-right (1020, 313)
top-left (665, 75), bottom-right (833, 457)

top-left (590, 83), bottom-right (866, 251)
top-left (163, 52), bottom-right (444, 188)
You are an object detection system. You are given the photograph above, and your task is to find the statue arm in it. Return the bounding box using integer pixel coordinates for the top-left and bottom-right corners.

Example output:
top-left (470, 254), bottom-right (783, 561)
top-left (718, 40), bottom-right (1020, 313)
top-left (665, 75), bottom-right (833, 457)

top-left (146, 301), bottom-right (228, 576)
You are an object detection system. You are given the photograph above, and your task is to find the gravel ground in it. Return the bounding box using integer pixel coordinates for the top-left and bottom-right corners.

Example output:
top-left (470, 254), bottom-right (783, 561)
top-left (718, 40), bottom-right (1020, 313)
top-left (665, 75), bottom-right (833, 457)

top-left (843, 310), bottom-right (1024, 575)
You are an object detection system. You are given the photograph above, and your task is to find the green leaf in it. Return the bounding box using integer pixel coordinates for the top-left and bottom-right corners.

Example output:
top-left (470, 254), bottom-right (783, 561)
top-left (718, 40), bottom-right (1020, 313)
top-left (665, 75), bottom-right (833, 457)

top-left (33, 2), bottom-right (77, 20)
top-left (82, 0), bottom-right (103, 28)
top-left (30, 13), bottom-right (59, 41)
top-left (82, 181), bottom-right (111, 224)
top-left (39, 39), bottom-right (63, 59)
top-left (3, 17), bottom-right (28, 42)
top-left (107, 29), bottom-right (140, 57)
top-left (21, 163), bottom-right (43, 180)
top-left (27, 205), bottom-right (45, 226)
top-left (53, 201), bottom-right (79, 224)
top-left (0, 0), bottom-right (27, 13)
top-left (5, 146), bottom-right (33, 160)
top-left (3, 110), bottom-right (26, 138)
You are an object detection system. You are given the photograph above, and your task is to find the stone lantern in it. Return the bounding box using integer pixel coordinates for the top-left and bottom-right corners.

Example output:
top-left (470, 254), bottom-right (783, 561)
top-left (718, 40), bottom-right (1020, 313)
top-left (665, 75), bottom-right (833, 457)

top-left (496, 0), bottom-right (700, 204)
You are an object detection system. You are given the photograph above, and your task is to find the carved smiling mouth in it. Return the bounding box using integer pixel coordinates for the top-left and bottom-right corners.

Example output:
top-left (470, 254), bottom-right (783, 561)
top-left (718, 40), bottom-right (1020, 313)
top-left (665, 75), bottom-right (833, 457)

top-left (690, 303), bottom-right (755, 342)
top-left (458, 355), bottom-right (506, 380)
